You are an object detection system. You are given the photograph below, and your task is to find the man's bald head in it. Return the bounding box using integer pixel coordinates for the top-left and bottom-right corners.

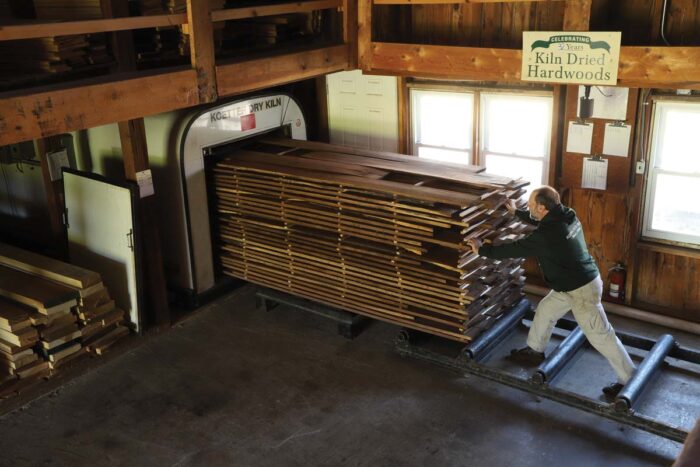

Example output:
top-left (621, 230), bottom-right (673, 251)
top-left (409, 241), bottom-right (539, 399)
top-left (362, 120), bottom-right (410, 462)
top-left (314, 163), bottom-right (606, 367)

top-left (532, 186), bottom-right (561, 211)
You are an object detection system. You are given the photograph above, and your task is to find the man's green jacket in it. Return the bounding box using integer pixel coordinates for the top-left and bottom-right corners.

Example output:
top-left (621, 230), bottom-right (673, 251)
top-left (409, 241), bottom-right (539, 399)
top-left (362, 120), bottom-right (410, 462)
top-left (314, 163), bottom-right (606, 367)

top-left (478, 204), bottom-right (599, 292)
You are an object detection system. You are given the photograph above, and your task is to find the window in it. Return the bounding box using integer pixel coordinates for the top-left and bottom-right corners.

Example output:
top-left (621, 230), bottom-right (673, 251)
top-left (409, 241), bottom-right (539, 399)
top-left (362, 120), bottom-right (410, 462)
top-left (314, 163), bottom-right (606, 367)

top-left (410, 87), bottom-right (552, 192)
top-left (479, 93), bottom-right (552, 191)
top-left (642, 101), bottom-right (700, 246)
top-left (411, 90), bottom-right (473, 164)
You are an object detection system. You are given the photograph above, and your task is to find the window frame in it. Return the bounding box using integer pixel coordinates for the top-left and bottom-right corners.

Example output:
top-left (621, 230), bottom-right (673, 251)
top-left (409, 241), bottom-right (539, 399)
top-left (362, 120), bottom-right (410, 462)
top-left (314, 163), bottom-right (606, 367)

top-left (478, 92), bottom-right (553, 187)
top-left (410, 88), bottom-right (475, 165)
top-left (408, 84), bottom-right (553, 188)
top-left (641, 99), bottom-right (700, 247)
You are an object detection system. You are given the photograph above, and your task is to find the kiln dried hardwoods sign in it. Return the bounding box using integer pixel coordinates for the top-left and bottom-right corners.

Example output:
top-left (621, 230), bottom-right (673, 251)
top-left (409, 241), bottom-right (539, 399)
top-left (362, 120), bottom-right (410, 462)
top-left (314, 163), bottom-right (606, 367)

top-left (521, 32), bottom-right (621, 85)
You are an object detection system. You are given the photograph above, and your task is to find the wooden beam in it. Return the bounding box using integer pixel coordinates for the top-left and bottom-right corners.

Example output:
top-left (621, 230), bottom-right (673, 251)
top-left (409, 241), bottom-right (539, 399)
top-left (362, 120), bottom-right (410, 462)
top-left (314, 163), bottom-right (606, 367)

top-left (211, 0), bottom-right (342, 22)
top-left (118, 119), bottom-right (170, 328)
top-left (368, 42), bottom-right (700, 90)
top-left (0, 70), bottom-right (199, 146)
top-left (187, 0), bottom-right (217, 103)
top-left (374, 0), bottom-right (562, 3)
top-left (102, 0), bottom-right (136, 72)
top-left (216, 45), bottom-right (349, 96)
top-left (358, 0), bottom-right (372, 69)
top-left (563, 0), bottom-right (592, 31)
top-left (0, 14), bottom-right (186, 41)
top-left (35, 137), bottom-right (66, 252)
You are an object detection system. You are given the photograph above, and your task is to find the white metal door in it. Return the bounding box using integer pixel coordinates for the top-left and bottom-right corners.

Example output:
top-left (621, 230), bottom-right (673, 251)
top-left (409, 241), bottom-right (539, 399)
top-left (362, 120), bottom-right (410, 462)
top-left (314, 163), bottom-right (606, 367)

top-left (326, 70), bottom-right (399, 152)
top-left (63, 170), bottom-right (141, 332)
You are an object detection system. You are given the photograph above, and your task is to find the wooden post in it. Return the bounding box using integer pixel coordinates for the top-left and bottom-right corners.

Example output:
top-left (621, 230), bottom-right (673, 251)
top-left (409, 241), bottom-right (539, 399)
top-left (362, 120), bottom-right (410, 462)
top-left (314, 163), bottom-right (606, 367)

top-left (358, 0), bottom-right (372, 70)
top-left (118, 120), bottom-right (170, 328)
top-left (187, 0), bottom-right (217, 103)
top-left (100, 0), bottom-right (170, 328)
top-left (35, 136), bottom-right (67, 258)
top-left (563, 0), bottom-right (592, 31)
top-left (343, 0), bottom-right (359, 69)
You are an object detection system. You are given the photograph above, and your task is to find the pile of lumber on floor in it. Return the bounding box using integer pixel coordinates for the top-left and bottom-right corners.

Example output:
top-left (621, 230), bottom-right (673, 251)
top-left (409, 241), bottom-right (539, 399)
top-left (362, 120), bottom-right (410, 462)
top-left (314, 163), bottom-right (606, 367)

top-left (210, 138), bottom-right (532, 343)
top-left (0, 243), bottom-right (130, 399)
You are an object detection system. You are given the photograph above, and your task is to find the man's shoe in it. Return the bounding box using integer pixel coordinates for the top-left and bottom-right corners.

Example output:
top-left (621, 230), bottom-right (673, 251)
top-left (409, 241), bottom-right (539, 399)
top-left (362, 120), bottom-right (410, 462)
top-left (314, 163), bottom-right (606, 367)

top-left (602, 382), bottom-right (624, 400)
top-left (508, 347), bottom-right (545, 366)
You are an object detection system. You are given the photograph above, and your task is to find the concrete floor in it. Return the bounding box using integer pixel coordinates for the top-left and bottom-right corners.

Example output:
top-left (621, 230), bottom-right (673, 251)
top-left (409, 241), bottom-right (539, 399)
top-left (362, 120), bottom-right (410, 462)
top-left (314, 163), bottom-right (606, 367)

top-left (0, 284), bottom-right (698, 467)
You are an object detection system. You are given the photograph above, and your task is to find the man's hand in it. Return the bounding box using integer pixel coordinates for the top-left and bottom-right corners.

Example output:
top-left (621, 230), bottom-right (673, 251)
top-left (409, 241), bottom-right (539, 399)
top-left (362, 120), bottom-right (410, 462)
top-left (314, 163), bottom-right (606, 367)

top-left (467, 238), bottom-right (482, 255)
top-left (505, 198), bottom-right (516, 215)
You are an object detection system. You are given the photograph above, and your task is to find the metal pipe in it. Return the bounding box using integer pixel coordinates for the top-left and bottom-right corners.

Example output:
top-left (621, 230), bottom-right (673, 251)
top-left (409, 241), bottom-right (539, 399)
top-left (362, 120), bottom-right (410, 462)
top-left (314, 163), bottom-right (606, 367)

top-left (615, 334), bottom-right (676, 413)
top-left (660, 0), bottom-right (671, 46)
top-left (532, 327), bottom-right (587, 385)
top-left (524, 284), bottom-right (700, 336)
top-left (463, 298), bottom-right (530, 362)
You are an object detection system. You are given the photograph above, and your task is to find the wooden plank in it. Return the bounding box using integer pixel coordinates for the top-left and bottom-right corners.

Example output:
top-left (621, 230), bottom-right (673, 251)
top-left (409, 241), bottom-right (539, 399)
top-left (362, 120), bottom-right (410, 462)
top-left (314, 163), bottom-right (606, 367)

top-left (0, 14), bottom-right (187, 41)
top-left (0, 265), bottom-right (78, 311)
top-left (216, 45), bottom-right (349, 96)
top-left (0, 242), bottom-right (100, 289)
top-left (35, 137), bottom-right (67, 244)
top-left (187, 0), bottom-right (217, 103)
top-left (367, 41), bottom-right (700, 89)
top-left (0, 69), bottom-right (199, 146)
top-left (562, 0), bottom-right (592, 31)
top-left (211, 0), bottom-right (342, 22)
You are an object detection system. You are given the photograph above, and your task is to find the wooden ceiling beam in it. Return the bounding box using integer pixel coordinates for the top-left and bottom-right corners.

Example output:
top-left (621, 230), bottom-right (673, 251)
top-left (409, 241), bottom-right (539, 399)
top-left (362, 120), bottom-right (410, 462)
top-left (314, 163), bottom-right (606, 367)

top-left (0, 70), bottom-right (199, 146)
top-left (0, 14), bottom-right (186, 41)
top-left (211, 0), bottom-right (342, 22)
top-left (216, 45), bottom-right (350, 96)
top-left (367, 42), bottom-right (700, 89)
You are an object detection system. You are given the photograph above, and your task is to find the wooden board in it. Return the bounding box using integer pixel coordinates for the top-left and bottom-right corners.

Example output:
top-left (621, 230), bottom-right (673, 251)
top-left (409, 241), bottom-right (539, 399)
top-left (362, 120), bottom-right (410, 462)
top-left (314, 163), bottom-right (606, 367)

top-left (0, 265), bottom-right (78, 312)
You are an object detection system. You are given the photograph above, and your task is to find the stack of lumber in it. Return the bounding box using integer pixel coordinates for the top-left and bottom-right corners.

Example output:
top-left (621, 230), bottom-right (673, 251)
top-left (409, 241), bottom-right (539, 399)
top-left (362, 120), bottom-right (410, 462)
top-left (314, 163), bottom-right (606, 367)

top-left (210, 138), bottom-right (531, 343)
top-left (33, 0), bottom-right (103, 20)
top-left (0, 243), bottom-right (130, 398)
top-left (220, 14), bottom-right (310, 50)
top-left (0, 0), bottom-right (111, 79)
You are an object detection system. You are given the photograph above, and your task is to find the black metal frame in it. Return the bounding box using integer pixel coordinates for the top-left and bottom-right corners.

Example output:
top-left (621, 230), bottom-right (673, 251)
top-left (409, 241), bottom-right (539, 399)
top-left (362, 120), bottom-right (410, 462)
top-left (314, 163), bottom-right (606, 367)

top-left (255, 286), bottom-right (368, 339)
top-left (395, 298), bottom-right (699, 444)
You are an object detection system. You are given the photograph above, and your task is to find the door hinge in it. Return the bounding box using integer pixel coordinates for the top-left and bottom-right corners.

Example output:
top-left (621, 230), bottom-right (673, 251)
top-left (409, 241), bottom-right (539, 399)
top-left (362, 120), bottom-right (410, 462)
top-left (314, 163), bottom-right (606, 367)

top-left (62, 208), bottom-right (69, 228)
top-left (126, 229), bottom-right (134, 251)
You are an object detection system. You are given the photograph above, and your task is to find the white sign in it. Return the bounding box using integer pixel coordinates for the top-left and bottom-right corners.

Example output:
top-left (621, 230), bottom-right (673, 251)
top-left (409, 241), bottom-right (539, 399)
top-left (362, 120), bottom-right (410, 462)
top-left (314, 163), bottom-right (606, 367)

top-left (522, 31), bottom-right (621, 85)
top-left (136, 169), bottom-right (154, 198)
top-left (47, 149), bottom-right (70, 181)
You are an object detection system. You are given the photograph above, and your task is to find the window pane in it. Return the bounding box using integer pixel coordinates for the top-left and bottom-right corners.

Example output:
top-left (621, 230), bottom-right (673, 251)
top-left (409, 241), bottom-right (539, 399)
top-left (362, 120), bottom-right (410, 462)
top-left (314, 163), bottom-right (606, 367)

top-left (485, 154), bottom-right (543, 194)
top-left (656, 106), bottom-right (700, 174)
top-left (650, 173), bottom-right (700, 237)
top-left (418, 146), bottom-right (470, 165)
top-left (482, 94), bottom-right (551, 157)
top-left (412, 90), bottom-right (473, 150)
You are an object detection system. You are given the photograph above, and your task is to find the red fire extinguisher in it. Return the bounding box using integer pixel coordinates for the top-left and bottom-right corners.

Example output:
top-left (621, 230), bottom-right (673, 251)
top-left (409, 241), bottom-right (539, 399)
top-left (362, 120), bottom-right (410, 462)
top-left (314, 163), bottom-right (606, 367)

top-left (608, 263), bottom-right (626, 302)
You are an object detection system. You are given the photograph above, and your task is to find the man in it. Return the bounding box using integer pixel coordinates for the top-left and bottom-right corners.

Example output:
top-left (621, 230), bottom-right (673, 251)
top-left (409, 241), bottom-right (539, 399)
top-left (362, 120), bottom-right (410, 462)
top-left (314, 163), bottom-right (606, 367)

top-left (467, 186), bottom-right (635, 399)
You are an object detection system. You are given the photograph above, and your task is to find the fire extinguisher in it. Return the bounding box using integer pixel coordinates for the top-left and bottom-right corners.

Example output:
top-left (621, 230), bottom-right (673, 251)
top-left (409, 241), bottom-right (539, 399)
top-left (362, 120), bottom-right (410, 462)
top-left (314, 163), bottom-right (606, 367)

top-left (608, 263), bottom-right (626, 302)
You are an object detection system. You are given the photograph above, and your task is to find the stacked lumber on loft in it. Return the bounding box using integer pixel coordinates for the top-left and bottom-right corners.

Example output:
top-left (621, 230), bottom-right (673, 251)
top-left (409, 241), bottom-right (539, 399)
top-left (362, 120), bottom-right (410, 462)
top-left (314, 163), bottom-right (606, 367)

top-left (0, 0), bottom-right (111, 80)
top-left (220, 14), bottom-right (311, 51)
top-left (210, 138), bottom-right (531, 343)
top-left (33, 0), bottom-right (103, 20)
top-left (0, 243), bottom-right (130, 398)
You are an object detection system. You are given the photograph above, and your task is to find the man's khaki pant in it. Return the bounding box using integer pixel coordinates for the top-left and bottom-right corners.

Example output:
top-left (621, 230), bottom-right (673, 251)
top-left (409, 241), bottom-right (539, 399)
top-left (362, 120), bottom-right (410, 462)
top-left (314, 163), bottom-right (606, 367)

top-left (527, 275), bottom-right (636, 384)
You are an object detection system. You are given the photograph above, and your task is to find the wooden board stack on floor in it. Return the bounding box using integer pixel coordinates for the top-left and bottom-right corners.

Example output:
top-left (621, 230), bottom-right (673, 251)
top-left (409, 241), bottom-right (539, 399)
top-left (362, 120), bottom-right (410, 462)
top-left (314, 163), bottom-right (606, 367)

top-left (0, 243), bottom-right (131, 398)
top-left (210, 138), bottom-right (532, 343)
